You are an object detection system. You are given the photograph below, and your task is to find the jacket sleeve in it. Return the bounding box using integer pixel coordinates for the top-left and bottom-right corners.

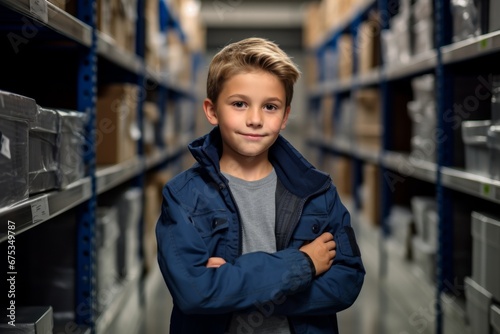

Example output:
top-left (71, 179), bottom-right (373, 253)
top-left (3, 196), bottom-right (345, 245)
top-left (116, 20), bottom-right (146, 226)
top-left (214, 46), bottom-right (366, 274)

top-left (155, 184), bottom-right (316, 315)
top-left (271, 187), bottom-right (365, 316)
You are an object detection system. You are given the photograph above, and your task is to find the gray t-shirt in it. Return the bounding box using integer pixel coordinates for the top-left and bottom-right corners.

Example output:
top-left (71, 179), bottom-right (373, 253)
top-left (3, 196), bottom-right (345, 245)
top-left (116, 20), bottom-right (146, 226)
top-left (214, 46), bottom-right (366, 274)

top-left (223, 169), bottom-right (291, 334)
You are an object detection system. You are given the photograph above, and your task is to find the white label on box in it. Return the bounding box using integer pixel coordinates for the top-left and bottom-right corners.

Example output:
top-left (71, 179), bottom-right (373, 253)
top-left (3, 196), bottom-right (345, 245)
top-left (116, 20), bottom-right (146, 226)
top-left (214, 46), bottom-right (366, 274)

top-left (0, 134), bottom-right (11, 159)
top-left (30, 0), bottom-right (48, 23)
top-left (31, 196), bottom-right (50, 224)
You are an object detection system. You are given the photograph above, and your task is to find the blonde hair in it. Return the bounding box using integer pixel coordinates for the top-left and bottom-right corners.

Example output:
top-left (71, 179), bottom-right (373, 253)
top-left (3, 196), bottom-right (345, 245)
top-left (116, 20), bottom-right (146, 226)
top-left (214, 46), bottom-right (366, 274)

top-left (207, 37), bottom-right (300, 107)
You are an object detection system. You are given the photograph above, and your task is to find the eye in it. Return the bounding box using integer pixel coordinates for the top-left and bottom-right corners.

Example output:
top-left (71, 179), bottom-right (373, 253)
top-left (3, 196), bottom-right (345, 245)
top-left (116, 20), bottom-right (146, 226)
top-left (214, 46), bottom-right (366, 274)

top-left (264, 104), bottom-right (278, 111)
top-left (232, 101), bottom-right (247, 109)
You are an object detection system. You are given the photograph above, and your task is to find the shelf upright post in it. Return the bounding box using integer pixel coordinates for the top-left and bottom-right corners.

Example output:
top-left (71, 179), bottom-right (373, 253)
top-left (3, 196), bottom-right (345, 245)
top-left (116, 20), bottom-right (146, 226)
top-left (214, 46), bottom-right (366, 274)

top-left (75, 0), bottom-right (98, 331)
top-left (435, 0), bottom-right (454, 333)
top-left (378, 0), bottom-right (393, 239)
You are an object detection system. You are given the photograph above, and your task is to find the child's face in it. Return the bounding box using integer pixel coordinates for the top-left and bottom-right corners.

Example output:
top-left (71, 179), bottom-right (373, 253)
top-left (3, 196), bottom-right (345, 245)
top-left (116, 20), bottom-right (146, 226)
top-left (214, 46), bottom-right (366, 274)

top-left (203, 70), bottom-right (290, 161)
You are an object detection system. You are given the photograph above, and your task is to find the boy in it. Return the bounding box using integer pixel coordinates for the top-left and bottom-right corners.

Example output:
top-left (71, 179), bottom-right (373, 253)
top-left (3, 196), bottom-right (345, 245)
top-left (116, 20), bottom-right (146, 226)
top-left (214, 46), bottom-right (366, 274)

top-left (156, 37), bottom-right (365, 333)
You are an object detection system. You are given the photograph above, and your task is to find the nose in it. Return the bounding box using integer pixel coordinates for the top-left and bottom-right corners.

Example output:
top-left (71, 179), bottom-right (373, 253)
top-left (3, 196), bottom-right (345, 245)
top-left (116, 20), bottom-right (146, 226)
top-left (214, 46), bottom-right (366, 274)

top-left (246, 107), bottom-right (263, 127)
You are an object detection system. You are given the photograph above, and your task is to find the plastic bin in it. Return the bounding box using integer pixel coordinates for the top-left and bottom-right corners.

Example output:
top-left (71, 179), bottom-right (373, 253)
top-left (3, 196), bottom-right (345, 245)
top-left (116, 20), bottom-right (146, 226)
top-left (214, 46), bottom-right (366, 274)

top-left (465, 276), bottom-right (492, 334)
top-left (471, 211), bottom-right (500, 301)
top-left (461, 120), bottom-right (491, 177)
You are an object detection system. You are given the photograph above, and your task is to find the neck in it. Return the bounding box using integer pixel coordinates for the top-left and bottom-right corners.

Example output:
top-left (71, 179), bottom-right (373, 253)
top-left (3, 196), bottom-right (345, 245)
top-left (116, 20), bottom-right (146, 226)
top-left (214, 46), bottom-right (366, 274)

top-left (220, 155), bottom-right (273, 181)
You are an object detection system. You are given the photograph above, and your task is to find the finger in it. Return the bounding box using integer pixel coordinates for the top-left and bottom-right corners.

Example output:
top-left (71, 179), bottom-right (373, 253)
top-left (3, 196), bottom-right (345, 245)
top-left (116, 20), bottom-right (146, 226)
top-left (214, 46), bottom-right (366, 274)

top-left (320, 232), bottom-right (334, 241)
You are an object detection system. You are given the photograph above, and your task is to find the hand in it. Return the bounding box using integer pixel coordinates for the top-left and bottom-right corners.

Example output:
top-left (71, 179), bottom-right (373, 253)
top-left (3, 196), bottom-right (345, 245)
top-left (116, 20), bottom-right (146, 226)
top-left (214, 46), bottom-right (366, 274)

top-left (206, 257), bottom-right (226, 268)
top-left (299, 232), bottom-right (336, 276)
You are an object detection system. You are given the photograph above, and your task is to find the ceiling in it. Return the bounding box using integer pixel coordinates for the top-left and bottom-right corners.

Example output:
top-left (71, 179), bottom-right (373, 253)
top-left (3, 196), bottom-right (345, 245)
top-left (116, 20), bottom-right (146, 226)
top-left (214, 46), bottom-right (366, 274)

top-left (198, 0), bottom-right (316, 50)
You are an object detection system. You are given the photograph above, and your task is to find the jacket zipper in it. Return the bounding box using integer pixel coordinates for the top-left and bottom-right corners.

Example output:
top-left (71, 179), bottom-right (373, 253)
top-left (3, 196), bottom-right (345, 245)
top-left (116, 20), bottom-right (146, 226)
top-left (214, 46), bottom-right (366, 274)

top-left (282, 180), bottom-right (332, 249)
top-left (217, 179), bottom-right (244, 257)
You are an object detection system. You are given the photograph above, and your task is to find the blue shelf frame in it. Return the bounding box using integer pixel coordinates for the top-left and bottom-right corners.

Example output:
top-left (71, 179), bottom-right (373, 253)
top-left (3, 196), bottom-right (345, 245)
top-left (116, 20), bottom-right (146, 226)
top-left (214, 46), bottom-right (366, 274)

top-left (75, 0), bottom-right (98, 329)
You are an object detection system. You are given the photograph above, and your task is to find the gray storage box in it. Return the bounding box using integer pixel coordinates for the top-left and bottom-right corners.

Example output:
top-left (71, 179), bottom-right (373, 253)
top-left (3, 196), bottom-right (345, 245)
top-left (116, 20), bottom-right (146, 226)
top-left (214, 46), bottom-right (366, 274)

top-left (489, 0), bottom-right (500, 33)
top-left (57, 110), bottom-right (86, 188)
top-left (487, 125), bottom-right (500, 180)
top-left (0, 306), bottom-right (53, 333)
top-left (411, 196), bottom-right (437, 243)
top-left (471, 211), bottom-right (500, 301)
top-left (465, 276), bottom-right (492, 334)
top-left (0, 116), bottom-right (29, 208)
top-left (462, 120), bottom-right (491, 177)
top-left (29, 107), bottom-right (59, 194)
top-left (492, 304), bottom-right (500, 334)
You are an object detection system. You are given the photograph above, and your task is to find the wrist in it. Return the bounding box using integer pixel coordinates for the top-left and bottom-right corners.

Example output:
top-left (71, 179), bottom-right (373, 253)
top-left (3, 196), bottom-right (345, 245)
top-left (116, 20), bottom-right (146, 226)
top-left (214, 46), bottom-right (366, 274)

top-left (300, 251), bottom-right (316, 278)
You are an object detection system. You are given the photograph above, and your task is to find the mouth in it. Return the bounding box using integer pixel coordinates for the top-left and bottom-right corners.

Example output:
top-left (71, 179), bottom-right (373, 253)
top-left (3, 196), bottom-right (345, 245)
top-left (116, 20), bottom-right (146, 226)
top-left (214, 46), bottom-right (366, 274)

top-left (241, 133), bottom-right (265, 139)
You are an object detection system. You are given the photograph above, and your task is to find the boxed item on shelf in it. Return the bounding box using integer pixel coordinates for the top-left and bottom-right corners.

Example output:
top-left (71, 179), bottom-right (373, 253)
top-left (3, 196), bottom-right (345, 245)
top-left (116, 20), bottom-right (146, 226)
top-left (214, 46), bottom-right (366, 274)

top-left (386, 205), bottom-right (414, 259)
top-left (361, 163), bottom-right (381, 226)
top-left (489, 0), bottom-right (500, 33)
top-left (354, 89), bottom-right (382, 149)
top-left (57, 110), bottom-right (86, 188)
top-left (471, 211), bottom-right (500, 301)
top-left (0, 116), bottom-right (29, 208)
top-left (96, 206), bottom-right (120, 312)
top-left (29, 107), bottom-right (60, 194)
top-left (465, 276), bottom-right (493, 334)
top-left (303, 1), bottom-right (324, 48)
top-left (412, 17), bottom-right (434, 55)
top-left (488, 125), bottom-right (500, 180)
top-left (461, 120), bottom-right (491, 177)
top-left (493, 76), bottom-right (500, 122)
top-left (96, 83), bottom-right (140, 165)
top-left (115, 188), bottom-right (143, 278)
top-left (410, 196), bottom-right (437, 243)
top-left (411, 236), bottom-right (436, 282)
top-left (48, 0), bottom-right (65, 10)
top-left (0, 88), bottom-right (40, 207)
top-left (451, 0), bottom-right (481, 42)
top-left (0, 306), bottom-right (53, 333)
top-left (408, 101), bottom-right (437, 162)
top-left (357, 16), bottom-right (381, 75)
top-left (413, 0), bottom-right (433, 22)
top-left (338, 34), bottom-right (353, 81)
top-left (492, 304), bottom-right (500, 334)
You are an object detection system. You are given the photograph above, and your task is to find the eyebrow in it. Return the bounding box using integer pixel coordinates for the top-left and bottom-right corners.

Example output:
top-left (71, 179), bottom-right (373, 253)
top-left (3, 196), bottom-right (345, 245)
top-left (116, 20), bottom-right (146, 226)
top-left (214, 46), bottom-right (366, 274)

top-left (227, 94), bottom-right (283, 104)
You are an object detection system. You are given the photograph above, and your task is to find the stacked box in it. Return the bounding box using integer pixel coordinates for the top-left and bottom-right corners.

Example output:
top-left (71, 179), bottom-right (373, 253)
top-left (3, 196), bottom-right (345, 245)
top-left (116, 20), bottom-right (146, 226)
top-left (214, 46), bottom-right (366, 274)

top-left (465, 276), bottom-right (493, 334)
top-left (115, 188), bottom-right (143, 278)
top-left (488, 125), bottom-right (500, 180)
top-left (357, 15), bottom-right (381, 75)
top-left (96, 83), bottom-right (140, 165)
top-left (451, 0), bottom-right (480, 42)
top-left (96, 206), bottom-right (120, 312)
top-left (492, 304), bottom-right (500, 334)
top-left (338, 34), bottom-right (353, 81)
top-left (461, 120), bottom-right (491, 177)
top-left (0, 90), bottom-right (37, 207)
top-left (408, 75), bottom-right (437, 162)
top-left (0, 306), bottom-right (53, 333)
top-left (29, 107), bottom-right (60, 194)
top-left (354, 89), bottom-right (382, 150)
top-left (412, 0), bottom-right (434, 54)
top-left (471, 211), bottom-right (500, 301)
top-left (57, 110), bottom-right (86, 188)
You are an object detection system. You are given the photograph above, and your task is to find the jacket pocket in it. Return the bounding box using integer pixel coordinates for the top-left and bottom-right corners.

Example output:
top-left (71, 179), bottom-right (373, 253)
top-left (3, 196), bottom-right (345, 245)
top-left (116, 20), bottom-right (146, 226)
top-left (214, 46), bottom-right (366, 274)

top-left (292, 214), bottom-right (329, 244)
top-left (192, 212), bottom-right (230, 257)
top-left (336, 226), bottom-right (361, 257)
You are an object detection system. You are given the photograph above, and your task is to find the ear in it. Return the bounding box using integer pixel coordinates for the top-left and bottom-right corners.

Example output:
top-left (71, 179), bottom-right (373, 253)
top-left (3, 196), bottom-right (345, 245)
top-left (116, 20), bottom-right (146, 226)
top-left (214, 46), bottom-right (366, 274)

top-left (203, 98), bottom-right (219, 126)
top-left (280, 106), bottom-right (291, 130)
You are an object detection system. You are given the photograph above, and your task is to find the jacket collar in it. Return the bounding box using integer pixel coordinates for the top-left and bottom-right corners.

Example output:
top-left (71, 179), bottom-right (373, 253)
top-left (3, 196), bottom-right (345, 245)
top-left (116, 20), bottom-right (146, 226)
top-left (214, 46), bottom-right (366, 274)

top-left (188, 127), bottom-right (331, 198)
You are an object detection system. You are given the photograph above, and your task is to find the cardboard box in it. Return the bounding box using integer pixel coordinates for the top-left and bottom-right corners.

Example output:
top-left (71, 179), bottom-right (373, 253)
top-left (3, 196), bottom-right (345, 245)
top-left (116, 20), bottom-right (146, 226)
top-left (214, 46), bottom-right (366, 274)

top-left (354, 89), bottom-right (382, 149)
top-left (96, 84), bottom-right (139, 165)
top-left (357, 18), bottom-right (381, 75)
top-left (362, 163), bottom-right (381, 226)
top-left (338, 34), bottom-right (353, 81)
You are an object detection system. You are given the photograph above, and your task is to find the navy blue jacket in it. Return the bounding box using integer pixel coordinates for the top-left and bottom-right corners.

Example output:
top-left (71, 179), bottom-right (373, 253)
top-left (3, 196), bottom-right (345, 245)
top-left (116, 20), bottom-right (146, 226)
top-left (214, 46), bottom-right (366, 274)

top-left (156, 127), bottom-right (365, 333)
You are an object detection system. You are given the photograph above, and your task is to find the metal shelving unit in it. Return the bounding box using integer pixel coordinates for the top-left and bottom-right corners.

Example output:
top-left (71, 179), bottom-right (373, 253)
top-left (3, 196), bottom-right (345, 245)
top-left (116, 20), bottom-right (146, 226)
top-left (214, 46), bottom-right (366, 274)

top-left (307, 0), bottom-right (500, 333)
top-left (0, 0), bottom-right (198, 332)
